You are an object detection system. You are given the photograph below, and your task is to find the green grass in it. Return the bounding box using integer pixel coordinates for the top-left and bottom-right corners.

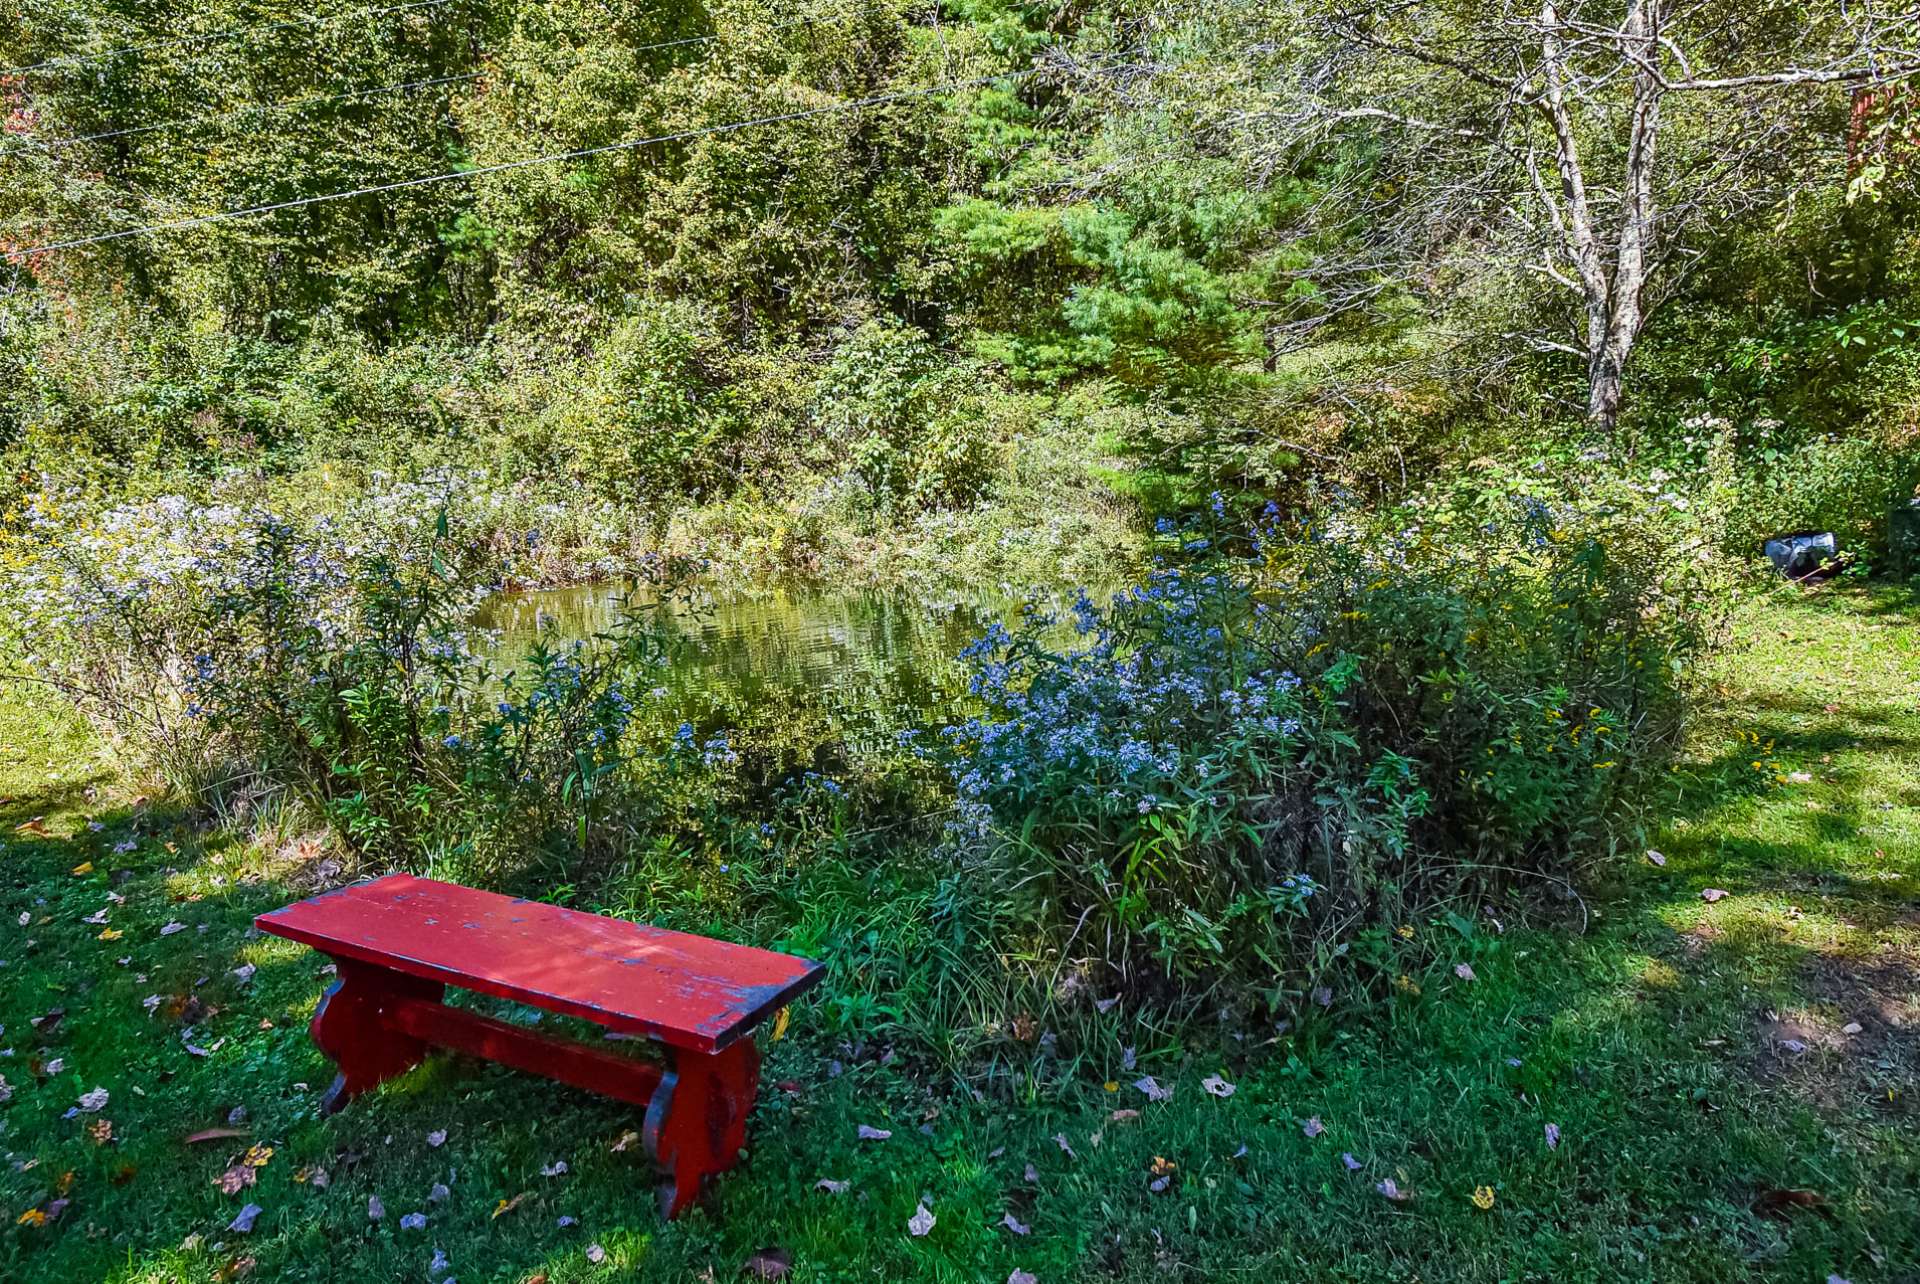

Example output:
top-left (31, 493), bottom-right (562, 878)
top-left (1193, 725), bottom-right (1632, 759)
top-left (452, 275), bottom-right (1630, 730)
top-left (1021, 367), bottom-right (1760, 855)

top-left (2, 584), bottom-right (1915, 1282)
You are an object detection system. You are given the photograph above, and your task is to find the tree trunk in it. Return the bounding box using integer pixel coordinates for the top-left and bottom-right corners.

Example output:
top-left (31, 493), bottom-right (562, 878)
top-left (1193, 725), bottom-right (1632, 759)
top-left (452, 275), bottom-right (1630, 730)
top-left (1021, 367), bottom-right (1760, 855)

top-left (1586, 345), bottom-right (1627, 428)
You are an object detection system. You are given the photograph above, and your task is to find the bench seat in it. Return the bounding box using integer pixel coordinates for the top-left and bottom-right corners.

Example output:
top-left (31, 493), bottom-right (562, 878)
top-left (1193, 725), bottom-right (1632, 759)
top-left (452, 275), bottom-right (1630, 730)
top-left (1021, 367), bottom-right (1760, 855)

top-left (258, 874), bottom-right (824, 1217)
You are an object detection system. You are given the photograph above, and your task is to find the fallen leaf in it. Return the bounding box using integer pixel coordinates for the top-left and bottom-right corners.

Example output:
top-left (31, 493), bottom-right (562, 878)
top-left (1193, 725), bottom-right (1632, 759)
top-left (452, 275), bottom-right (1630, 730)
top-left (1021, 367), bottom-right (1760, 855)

top-left (1645, 849), bottom-right (1667, 866)
top-left (77, 1087), bottom-right (110, 1112)
top-left (1132, 1076), bottom-right (1171, 1102)
top-left (492, 1192), bottom-right (529, 1219)
top-left (1700, 888), bottom-right (1729, 903)
top-left (1471, 1185), bottom-right (1495, 1210)
top-left (98, 927), bottom-right (123, 941)
top-left (814, 1179), bottom-right (848, 1195)
top-left (856, 1124), bottom-right (892, 1141)
top-left (1201, 1074), bottom-right (1236, 1098)
top-left (16, 1209), bottom-right (46, 1227)
top-left (1000, 1212), bottom-right (1030, 1235)
top-left (186, 1127), bottom-right (250, 1145)
top-left (1376, 1178), bottom-right (1411, 1202)
top-left (743, 1246), bottom-right (792, 1279)
top-left (1108, 1108), bottom-right (1140, 1124)
top-left (214, 1165), bottom-right (256, 1194)
top-left (243, 1144), bottom-right (273, 1168)
top-left (15, 817), bottom-right (50, 837)
top-left (1754, 1187), bottom-right (1828, 1218)
top-left (228, 1203), bottom-right (263, 1233)
top-left (609, 1130), bottom-right (640, 1152)
top-left (907, 1201), bottom-right (936, 1237)
top-left (71, 861), bottom-right (94, 875)
top-left (1779, 1038), bottom-right (1809, 1054)
top-left (160, 921), bottom-right (187, 936)
top-left (213, 1253), bottom-right (258, 1283)
top-left (87, 1119), bottom-right (113, 1145)
top-left (769, 1007), bottom-right (791, 1043)
top-left (232, 964), bottom-right (256, 983)
top-left (1342, 1153), bottom-right (1362, 1171)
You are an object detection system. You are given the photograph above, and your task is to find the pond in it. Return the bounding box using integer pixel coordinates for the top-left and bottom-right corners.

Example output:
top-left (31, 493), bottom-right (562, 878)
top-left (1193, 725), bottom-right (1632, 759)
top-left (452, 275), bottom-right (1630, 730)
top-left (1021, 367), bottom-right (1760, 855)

top-left (471, 581), bottom-right (1027, 744)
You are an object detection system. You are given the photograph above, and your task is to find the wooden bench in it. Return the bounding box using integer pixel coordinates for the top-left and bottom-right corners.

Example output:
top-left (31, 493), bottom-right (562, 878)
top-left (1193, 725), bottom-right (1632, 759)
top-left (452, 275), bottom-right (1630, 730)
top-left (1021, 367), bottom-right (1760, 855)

top-left (257, 874), bottom-right (824, 1217)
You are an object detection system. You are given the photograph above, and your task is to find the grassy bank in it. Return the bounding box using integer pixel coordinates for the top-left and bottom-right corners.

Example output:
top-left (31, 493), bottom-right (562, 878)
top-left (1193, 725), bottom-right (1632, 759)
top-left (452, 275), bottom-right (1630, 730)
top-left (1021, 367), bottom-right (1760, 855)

top-left (1, 582), bottom-right (1915, 1283)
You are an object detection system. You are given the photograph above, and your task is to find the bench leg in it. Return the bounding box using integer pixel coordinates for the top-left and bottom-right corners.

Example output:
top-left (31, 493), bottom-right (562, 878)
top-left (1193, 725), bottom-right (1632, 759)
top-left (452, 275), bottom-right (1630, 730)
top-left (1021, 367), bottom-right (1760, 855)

top-left (310, 958), bottom-right (446, 1114)
top-left (643, 1039), bottom-right (761, 1219)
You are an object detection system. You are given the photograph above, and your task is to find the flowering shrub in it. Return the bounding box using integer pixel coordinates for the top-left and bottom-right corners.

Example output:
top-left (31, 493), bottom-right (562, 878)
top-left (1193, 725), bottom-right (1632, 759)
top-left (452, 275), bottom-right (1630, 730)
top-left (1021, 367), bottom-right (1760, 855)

top-left (0, 491), bottom-right (702, 878)
top-left (947, 474), bottom-right (1725, 994)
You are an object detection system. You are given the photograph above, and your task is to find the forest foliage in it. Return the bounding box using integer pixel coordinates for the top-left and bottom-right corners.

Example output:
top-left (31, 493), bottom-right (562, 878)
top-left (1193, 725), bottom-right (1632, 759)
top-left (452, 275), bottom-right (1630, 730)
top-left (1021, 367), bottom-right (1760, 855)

top-left (0, 0), bottom-right (1914, 567)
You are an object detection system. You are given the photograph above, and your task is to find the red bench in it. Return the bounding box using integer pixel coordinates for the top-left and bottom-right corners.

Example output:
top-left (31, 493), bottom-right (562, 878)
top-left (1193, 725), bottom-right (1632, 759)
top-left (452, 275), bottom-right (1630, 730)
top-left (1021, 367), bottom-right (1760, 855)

top-left (257, 874), bottom-right (824, 1217)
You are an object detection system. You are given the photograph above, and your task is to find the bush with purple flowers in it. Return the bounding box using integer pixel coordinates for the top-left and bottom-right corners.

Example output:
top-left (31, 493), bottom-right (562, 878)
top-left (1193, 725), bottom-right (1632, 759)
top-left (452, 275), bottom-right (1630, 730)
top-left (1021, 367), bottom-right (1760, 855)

top-left (947, 472), bottom-right (1724, 997)
top-left (0, 493), bottom-right (712, 879)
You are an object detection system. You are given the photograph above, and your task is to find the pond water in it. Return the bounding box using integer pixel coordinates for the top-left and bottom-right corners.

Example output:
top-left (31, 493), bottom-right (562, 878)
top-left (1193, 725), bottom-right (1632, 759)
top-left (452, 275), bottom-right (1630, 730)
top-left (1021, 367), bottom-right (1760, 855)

top-left (471, 581), bottom-right (1025, 741)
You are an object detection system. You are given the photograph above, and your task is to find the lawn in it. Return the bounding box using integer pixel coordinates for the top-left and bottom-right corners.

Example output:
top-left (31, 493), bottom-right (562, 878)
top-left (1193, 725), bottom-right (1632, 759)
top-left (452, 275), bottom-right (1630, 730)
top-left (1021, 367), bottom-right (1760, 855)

top-left (2, 582), bottom-right (1915, 1283)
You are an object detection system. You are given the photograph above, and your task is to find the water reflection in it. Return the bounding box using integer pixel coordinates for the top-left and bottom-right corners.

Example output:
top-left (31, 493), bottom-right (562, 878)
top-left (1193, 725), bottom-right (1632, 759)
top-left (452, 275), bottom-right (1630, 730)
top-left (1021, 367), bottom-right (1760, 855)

top-left (472, 582), bottom-right (1027, 740)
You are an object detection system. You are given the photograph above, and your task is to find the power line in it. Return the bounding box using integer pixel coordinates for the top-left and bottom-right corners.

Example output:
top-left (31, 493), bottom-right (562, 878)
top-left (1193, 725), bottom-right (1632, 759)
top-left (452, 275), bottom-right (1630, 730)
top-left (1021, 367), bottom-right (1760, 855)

top-left (0, 0), bottom-right (463, 79)
top-left (5, 72), bottom-right (1029, 259)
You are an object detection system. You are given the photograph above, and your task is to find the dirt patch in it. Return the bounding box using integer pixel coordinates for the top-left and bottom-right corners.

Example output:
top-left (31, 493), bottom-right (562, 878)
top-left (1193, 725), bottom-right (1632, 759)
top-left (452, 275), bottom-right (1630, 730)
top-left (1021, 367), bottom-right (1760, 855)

top-left (1754, 946), bottom-right (1920, 1118)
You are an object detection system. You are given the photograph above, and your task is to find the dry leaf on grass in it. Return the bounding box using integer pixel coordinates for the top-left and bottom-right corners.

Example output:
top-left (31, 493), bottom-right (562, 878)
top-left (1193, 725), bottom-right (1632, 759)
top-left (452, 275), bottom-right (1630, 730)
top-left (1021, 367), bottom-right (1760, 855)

top-left (743, 1247), bottom-right (792, 1279)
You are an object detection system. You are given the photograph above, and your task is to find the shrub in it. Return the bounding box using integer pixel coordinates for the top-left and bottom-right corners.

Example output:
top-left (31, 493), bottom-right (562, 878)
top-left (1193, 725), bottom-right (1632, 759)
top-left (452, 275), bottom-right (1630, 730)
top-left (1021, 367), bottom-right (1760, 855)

top-left (1730, 426), bottom-right (1920, 561)
top-left (0, 492), bottom-right (708, 881)
top-left (814, 320), bottom-right (1001, 514)
top-left (536, 300), bottom-right (743, 504)
top-left (943, 471), bottom-right (1725, 1000)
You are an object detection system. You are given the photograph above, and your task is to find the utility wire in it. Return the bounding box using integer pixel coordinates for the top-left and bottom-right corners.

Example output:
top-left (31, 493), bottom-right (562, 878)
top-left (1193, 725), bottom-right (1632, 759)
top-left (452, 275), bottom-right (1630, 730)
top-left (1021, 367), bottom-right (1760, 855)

top-left (1, 0), bottom-right (463, 78)
top-left (5, 71), bottom-right (1030, 259)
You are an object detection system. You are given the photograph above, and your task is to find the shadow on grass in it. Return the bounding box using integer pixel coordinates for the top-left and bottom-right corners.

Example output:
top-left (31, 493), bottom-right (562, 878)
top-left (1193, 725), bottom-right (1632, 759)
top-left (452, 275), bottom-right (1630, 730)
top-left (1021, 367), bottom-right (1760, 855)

top-left (4, 582), bottom-right (1918, 1284)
